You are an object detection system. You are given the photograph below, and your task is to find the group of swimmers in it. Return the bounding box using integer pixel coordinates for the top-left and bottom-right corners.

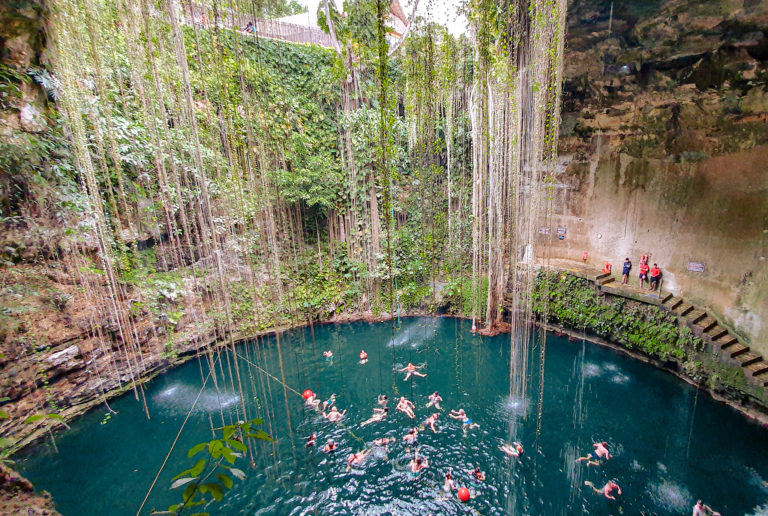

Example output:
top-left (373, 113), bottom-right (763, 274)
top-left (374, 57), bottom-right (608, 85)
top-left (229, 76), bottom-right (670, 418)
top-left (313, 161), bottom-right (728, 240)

top-left (572, 441), bottom-right (720, 514)
top-left (305, 349), bottom-right (720, 512)
top-left (300, 351), bottom-right (529, 501)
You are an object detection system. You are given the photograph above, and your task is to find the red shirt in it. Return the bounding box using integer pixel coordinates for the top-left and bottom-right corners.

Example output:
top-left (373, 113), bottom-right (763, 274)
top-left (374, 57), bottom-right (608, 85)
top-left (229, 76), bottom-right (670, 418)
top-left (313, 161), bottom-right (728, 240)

top-left (650, 266), bottom-right (661, 277)
top-left (640, 264), bottom-right (649, 274)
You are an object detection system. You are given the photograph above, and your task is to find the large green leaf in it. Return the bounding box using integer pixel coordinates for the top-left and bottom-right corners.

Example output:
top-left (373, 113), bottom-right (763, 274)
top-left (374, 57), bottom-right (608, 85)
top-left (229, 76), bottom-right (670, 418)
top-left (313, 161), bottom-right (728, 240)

top-left (208, 440), bottom-right (223, 459)
top-left (182, 482), bottom-right (198, 503)
top-left (204, 482), bottom-right (223, 501)
top-left (222, 424), bottom-right (236, 440)
top-left (216, 473), bottom-right (233, 490)
top-left (224, 438), bottom-right (247, 453)
top-left (187, 442), bottom-right (207, 458)
top-left (189, 458), bottom-right (206, 477)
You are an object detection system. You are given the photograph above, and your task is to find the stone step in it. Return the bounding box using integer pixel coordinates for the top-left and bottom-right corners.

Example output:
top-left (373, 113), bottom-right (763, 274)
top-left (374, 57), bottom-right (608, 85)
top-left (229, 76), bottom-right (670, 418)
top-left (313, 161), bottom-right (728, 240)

top-left (598, 276), bottom-right (615, 285)
top-left (717, 336), bottom-right (740, 350)
top-left (595, 272), bottom-right (611, 281)
top-left (673, 303), bottom-right (694, 316)
top-left (744, 361), bottom-right (768, 377)
top-left (707, 325), bottom-right (729, 341)
top-left (737, 351), bottom-right (762, 367)
top-left (660, 292), bottom-right (674, 303)
top-left (665, 296), bottom-right (684, 309)
top-left (695, 316), bottom-right (718, 333)
top-left (686, 309), bottom-right (707, 324)
top-left (728, 344), bottom-right (750, 358)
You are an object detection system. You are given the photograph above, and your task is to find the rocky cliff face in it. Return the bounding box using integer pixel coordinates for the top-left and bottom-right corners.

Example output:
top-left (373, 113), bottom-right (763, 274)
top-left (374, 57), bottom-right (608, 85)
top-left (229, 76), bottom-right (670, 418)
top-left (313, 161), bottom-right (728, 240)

top-left (549, 0), bottom-right (768, 354)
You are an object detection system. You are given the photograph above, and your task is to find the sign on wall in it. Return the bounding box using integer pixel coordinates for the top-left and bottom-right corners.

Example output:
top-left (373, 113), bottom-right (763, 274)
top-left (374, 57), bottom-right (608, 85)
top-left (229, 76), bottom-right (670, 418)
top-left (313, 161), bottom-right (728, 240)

top-left (687, 261), bottom-right (705, 272)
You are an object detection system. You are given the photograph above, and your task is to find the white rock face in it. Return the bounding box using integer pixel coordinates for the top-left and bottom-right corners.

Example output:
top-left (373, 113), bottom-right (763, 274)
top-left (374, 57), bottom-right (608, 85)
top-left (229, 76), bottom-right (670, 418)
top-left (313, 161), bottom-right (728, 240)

top-left (45, 345), bottom-right (80, 368)
top-left (19, 103), bottom-right (46, 132)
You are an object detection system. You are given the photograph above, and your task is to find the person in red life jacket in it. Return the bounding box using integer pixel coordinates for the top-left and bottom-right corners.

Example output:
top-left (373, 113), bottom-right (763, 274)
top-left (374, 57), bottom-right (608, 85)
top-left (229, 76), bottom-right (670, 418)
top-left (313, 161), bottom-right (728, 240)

top-left (650, 263), bottom-right (662, 291)
top-left (639, 261), bottom-right (650, 288)
top-left (601, 262), bottom-right (611, 274)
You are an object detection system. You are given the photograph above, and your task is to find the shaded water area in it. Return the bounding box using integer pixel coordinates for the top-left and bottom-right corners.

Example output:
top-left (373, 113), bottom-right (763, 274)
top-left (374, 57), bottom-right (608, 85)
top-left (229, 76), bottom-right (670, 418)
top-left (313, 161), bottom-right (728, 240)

top-left (15, 317), bottom-right (768, 514)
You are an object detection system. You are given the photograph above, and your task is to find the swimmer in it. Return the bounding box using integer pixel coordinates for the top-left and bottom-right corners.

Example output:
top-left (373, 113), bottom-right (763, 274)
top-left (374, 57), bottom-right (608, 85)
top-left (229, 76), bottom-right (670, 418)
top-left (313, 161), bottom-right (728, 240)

top-left (576, 441), bottom-right (611, 467)
top-left (304, 393), bottom-right (321, 410)
top-left (398, 362), bottom-right (426, 381)
top-left (692, 500), bottom-right (721, 516)
top-left (321, 393), bottom-right (336, 412)
top-left (426, 391), bottom-right (443, 410)
top-left (449, 408), bottom-right (479, 430)
top-left (499, 441), bottom-right (524, 457)
top-left (346, 449), bottom-right (371, 471)
top-left (322, 350), bottom-right (333, 359)
top-left (322, 440), bottom-right (338, 453)
top-left (423, 413), bottom-right (439, 433)
top-left (322, 406), bottom-right (346, 423)
top-left (470, 466), bottom-right (486, 482)
top-left (443, 468), bottom-right (456, 493)
top-left (584, 480), bottom-right (621, 500)
top-left (361, 407), bottom-right (388, 426)
top-left (403, 427), bottom-right (419, 444)
top-left (409, 448), bottom-right (429, 474)
top-left (359, 350), bottom-right (368, 363)
top-left (377, 394), bottom-right (388, 407)
top-left (305, 433), bottom-right (317, 447)
top-left (396, 396), bottom-right (416, 419)
top-left (372, 437), bottom-right (395, 448)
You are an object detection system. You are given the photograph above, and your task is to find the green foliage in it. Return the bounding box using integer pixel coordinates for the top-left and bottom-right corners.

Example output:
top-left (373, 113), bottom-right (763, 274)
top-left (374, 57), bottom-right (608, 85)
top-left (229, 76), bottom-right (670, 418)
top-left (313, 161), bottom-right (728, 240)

top-left (533, 271), bottom-right (704, 361)
top-left (163, 418), bottom-right (271, 516)
top-left (442, 275), bottom-right (488, 316)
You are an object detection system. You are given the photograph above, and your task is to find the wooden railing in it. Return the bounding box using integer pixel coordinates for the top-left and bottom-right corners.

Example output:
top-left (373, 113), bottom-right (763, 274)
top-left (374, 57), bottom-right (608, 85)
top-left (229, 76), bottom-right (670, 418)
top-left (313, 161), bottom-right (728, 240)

top-left (184, 3), bottom-right (336, 48)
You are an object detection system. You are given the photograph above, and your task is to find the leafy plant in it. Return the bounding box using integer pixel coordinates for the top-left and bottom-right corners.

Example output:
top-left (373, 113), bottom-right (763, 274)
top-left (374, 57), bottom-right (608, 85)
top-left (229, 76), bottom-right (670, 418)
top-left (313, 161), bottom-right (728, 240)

top-left (159, 418), bottom-right (271, 516)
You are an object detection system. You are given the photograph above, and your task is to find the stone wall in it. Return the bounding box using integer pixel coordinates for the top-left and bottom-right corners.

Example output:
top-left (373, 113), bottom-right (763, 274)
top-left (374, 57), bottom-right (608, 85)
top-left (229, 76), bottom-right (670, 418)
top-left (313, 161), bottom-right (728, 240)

top-left (544, 0), bottom-right (768, 354)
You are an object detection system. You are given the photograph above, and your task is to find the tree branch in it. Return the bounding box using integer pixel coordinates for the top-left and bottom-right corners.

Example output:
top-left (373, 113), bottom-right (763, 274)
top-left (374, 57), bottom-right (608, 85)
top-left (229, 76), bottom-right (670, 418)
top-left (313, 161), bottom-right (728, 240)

top-left (323, 0), bottom-right (343, 56)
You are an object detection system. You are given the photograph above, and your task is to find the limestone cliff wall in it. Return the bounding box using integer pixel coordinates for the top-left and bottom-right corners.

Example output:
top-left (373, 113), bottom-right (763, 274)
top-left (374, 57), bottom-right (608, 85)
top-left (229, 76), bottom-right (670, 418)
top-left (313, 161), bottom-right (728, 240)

top-left (546, 0), bottom-right (768, 354)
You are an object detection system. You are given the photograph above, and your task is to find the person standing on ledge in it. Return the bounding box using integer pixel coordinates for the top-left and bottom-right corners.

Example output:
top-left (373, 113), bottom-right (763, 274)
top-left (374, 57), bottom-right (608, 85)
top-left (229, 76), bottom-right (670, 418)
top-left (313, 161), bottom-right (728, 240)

top-left (639, 261), bottom-right (650, 288)
top-left (622, 258), bottom-right (632, 285)
top-left (650, 263), bottom-right (662, 291)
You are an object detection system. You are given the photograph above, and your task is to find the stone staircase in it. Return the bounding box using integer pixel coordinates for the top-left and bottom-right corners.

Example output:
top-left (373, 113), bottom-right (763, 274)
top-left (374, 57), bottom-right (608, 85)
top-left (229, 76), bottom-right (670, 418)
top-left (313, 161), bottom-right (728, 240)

top-left (658, 292), bottom-right (768, 388)
top-left (546, 264), bottom-right (768, 390)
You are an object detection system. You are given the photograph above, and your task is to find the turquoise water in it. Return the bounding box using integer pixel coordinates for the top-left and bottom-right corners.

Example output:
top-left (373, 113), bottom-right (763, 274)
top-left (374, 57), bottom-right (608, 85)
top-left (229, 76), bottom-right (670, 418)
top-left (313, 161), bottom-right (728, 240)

top-left (15, 317), bottom-right (768, 515)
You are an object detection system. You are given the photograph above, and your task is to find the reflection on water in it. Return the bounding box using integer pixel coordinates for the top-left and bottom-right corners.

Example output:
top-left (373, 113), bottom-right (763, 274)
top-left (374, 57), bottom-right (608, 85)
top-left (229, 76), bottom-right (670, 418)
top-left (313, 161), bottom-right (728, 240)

top-left (646, 479), bottom-right (692, 512)
top-left (153, 383), bottom-right (240, 414)
top-left (14, 318), bottom-right (768, 515)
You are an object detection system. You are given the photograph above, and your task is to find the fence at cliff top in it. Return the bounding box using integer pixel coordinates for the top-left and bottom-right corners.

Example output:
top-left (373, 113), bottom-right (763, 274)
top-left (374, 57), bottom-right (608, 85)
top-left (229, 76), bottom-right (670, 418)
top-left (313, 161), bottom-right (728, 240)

top-left (185, 3), bottom-right (336, 48)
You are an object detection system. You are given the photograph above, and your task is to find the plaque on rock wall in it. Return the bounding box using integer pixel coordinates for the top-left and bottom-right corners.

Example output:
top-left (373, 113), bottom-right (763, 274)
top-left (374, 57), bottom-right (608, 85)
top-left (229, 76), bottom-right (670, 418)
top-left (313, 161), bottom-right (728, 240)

top-left (687, 261), bottom-right (705, 272)
top-left (557, 227), bottom-right (567, 235)
top-left (539, 226), bottom-right (550, 234)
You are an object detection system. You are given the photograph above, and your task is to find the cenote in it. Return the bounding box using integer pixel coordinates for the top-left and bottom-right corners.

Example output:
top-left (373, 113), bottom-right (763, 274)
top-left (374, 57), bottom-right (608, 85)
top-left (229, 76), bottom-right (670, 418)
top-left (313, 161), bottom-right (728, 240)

top-left (14, 318), bottom-right (768, 515)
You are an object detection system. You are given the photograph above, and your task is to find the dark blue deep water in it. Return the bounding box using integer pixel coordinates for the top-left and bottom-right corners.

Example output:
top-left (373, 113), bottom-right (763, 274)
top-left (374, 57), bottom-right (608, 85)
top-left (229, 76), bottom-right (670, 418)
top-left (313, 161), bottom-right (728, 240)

top-left (14, 318), bottom-right (768, 514)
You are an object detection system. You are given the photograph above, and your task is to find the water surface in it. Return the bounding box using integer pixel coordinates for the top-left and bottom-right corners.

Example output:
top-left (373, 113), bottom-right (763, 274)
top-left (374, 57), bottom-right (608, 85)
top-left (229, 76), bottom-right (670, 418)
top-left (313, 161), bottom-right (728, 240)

top-left (15, 318), bottom-right (768, 514)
